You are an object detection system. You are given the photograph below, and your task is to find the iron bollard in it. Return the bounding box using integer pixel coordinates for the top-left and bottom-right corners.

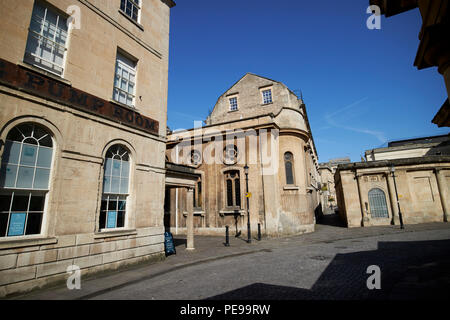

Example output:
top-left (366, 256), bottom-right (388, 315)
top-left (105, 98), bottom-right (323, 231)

top-left (224, 225), bottom-right (230, 246)
top-left (257, 223), bottom-right (261, 241)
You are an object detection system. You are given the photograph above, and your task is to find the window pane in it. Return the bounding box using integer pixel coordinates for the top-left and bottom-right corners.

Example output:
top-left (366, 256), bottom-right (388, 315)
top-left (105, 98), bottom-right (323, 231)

top-left (285, 161), bottom-right (294, 185)
top-left (16, 166), bottom-right (34, 188)
top-left (0, 164), bottom-right (18, 188)
top-left (103, 176), bottom-right (111, 193)
top-left (37, 147), bottom-right (53, 168)
top-left (39, 134), bottom-right (53, 147)
top-left (33, 168), bottom-right (50, 189)
top-left (118, 200), bottom-right (126, 211)
top-left (117, 211), bottom-right (125, 228)
top-left (0, 194), bottom-right (12, 212)
top-left (11, 195), bottom-right (29, 211)
top-left (105, 158), bottom-right (113, 176)
top-left (132, 6), bottom-right (138, 21)
top-left (111, 177), bottom-right (120, 193)
top-left (120, 178), bottom-right (129, 194)
top-left (108, 198), bottom-right (118, 211)
top-left (226, 179), bottom-right (233, 207)
top-left (29, 195), bottom-right (45, 211)
top-left (101, 199), bottom-right (108, 211)
top-left (126, 96), bottom-right (133, 106)
top-left (235, 179), bottom-right (241, 207)
top-left (20, 144), bottom-right (38, 166)
top-left (3, 141), bottom-right (21, 164)
top-left (99, 211), bottom-right (106, 229)
top-left (121, 161), bottom-right (129, 177)
top-left (113, 88), bottom-right (120, 101)
top-left (0, 213), bottom-right (8, 237)
top-left (128, 83), bottom-right (134, 94)
top-left (25, 212), bottom-right (42, 235)
top-left (112, 159), bottom-right (121, 177)
top-left (121, 78), bottom-right (127, 91)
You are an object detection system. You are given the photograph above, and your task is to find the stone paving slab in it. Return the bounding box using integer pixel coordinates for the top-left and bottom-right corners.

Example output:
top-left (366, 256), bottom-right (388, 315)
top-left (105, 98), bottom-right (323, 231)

top-left (9, 215), bottom-right (450, 300)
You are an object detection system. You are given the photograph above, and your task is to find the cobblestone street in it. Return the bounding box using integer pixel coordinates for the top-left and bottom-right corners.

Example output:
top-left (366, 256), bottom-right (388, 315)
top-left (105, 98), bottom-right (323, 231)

top-left (12, 215), bottom-right (450, 300)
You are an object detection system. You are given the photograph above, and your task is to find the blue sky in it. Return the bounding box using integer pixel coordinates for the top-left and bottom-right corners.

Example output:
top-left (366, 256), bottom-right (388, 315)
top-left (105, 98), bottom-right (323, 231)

top-left (166, 0), bottom-right (449, 162)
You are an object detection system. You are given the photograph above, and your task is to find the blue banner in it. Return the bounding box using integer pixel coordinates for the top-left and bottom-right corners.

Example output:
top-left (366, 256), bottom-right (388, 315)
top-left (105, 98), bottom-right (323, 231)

top-left (8, 212), bottom-right (27, 236)
top-left (106, 211), bottom-right (117, 228)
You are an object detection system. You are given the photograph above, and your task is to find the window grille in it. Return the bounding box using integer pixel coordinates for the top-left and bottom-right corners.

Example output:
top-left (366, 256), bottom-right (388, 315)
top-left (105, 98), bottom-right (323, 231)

top-left (368, 188), bottom-right (389, 218)
top-left (262, 89), bottom-right (272, 104)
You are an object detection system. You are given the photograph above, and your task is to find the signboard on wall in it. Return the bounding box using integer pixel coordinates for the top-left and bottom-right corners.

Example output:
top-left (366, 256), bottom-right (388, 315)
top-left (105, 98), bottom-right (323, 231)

top-left (0, 58), bottom-right (159, 135)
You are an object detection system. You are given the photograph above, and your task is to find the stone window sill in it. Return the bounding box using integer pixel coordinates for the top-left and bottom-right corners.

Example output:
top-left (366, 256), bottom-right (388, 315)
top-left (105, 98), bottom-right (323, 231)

top-left (219, 209), bottom-right (245, 216)
top-left (0, 236), bottom-right (57, 250)
top-left (94, 229), bottom-right (137, 239)
top-left (284, 186), bottom-right (299, 190)
top-left (183, 211), bottom-right (205, 217)
top-left (110, 99), bottom-right (140, 113)
top-left (18, 61), bottom-right (72, 86)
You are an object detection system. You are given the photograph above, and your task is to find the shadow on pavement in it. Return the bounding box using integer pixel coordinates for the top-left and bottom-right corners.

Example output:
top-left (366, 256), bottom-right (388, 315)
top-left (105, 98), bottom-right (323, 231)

top-left (206, 239), bottom-right (450, 300)
top-left (316, 213), bottom-right (347, 228)
top-left (172, 237), bottom-right (187, 248)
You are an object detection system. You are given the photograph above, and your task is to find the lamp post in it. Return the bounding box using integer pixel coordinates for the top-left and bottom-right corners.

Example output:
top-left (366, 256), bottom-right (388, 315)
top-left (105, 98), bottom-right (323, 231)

top-left (390, 165), bottom-right (404, 229)
top-left (244, 165), bottom-right (251, 243)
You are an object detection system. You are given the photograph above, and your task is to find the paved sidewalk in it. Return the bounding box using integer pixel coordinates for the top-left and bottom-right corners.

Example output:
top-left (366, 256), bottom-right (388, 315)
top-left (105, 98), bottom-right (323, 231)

top-left (10, 215), bottom-right (450, 300)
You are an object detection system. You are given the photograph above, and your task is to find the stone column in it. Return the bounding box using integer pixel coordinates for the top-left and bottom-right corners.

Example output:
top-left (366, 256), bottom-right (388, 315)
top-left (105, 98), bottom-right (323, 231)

top-left (186, 187), bottom-right (195, 250)
top-left (435, 169), bottom-right (449, 222)
top-left (386, 173), bottom-right (399, 225)
top-left (355, 173), bottom-right (369, 227)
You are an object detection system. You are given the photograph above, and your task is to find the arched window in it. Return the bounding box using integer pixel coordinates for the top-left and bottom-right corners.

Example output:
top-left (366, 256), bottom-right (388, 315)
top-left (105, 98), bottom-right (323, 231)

top-left (0, 123), bottom-right (54, 237)
top-left (225, 170), bottom-right (241, 208)
top-left (100, 145), bottom-right (130, 230)
top-left (368, 188), bottom-right (389, 218)
top-left (284, 152), bottom-right (295, 185)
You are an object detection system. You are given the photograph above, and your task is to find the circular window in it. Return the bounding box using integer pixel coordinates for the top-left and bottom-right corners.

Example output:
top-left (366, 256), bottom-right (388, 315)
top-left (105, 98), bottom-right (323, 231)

top-left (223, 145), bottom-right (239, 165)
top-left (190, 150), bottom-right (202, 165)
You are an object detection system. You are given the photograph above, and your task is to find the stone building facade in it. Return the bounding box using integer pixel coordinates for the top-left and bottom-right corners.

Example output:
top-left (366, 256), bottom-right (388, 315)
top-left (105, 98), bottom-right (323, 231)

top-left (165, 73), bottom-right (321, 237)
top-left (365, 134), bottom-right (450, 161)
top-left (335, 157), bottom-right (450, 228)
top-left (0, 0), bottom-right (175, 297)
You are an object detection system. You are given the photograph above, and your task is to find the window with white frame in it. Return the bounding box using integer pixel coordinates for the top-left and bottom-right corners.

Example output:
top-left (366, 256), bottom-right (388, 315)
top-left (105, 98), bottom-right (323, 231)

top-left (100, 145), bottom-right (130, 229)
top-left (262, 89), bottom-right (273, 104)
top-left (0, 123), bottom-right (54, 237)
top-left (120, 0), bottom-right (141, 23)
top-left (229, 97), bottom-right (238, 111)
top-left (24, 1), bottom-right (69, 76)
top-left (113, 52), bottom-right (137, 108)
